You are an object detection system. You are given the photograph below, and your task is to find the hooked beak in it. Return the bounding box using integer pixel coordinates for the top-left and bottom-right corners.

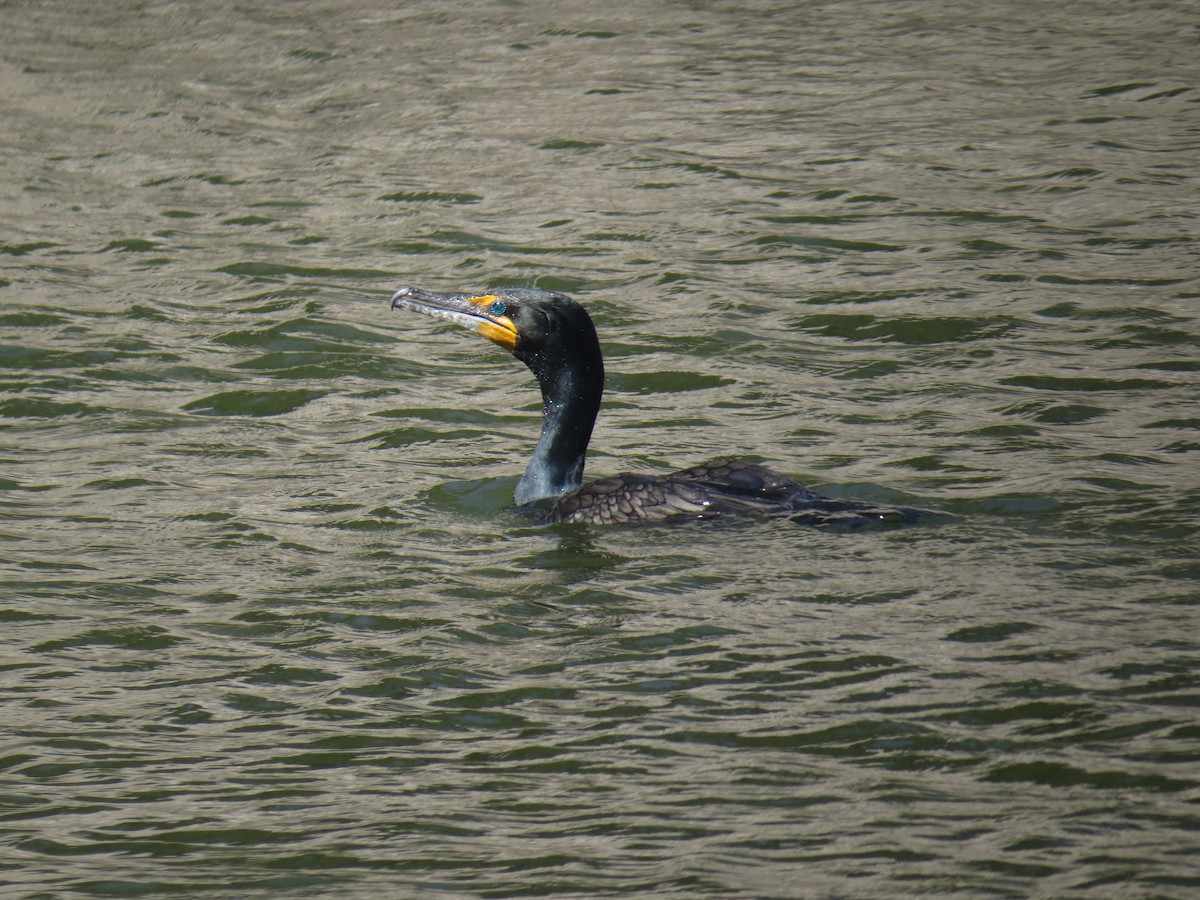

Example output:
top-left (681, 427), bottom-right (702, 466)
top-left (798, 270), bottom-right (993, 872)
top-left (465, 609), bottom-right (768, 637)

top-left (389, 287), bottom-right (518, 352)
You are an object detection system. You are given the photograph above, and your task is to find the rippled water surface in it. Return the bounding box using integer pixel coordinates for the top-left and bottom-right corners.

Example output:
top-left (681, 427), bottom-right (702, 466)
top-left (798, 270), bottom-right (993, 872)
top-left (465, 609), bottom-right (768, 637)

top-left (3, 1), bottom-right (1199, 896)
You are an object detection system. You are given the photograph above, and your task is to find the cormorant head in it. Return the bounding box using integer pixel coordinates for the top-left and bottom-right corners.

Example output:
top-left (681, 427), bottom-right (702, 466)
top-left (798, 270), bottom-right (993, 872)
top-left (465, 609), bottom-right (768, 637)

top-left (389, 286), bottom-right (603, 388)
top-left (391, 286), bottom-right (606, 503)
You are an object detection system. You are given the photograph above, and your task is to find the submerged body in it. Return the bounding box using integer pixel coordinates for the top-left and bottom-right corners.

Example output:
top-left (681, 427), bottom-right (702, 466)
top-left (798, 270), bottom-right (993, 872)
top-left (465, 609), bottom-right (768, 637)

top-left (525, 458), bottom-right (926, 527)
top-left (389, 286), bottom-right (936, 527)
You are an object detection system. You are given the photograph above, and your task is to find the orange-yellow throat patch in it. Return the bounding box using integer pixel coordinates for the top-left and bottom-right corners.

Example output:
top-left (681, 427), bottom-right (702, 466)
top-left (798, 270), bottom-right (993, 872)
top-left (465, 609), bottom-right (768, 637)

top-left (469, 295), bottom-right (518, 352)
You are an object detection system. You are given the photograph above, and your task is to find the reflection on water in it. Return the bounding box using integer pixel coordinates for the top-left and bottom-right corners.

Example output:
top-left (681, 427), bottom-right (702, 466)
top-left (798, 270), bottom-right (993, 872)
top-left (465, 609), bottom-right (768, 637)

top-left (2, 0), bottom-right (1198, 896)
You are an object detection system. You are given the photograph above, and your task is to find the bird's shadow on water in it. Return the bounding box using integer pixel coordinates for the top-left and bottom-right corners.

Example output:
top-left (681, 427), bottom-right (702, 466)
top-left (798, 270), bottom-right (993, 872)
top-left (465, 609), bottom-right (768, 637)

top-left (510, 525), bottom-right (629, 582)
top-left (505, 504), bottom-right (961, 596)
top-left (418, 474), bottom-right (629, 580)
top-left (416, 472), bottom-right (962, 598)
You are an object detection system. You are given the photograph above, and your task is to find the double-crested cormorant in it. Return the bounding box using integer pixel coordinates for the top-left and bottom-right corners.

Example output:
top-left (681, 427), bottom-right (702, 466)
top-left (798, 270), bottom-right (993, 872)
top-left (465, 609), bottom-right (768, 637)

top-left (389, 286), bottom-right (936, 527)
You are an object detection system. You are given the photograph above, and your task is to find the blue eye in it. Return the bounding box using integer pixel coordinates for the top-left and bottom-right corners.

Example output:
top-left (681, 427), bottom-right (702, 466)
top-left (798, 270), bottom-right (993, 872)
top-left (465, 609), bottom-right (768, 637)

top-left (489, 299), bottom-right (508, 316)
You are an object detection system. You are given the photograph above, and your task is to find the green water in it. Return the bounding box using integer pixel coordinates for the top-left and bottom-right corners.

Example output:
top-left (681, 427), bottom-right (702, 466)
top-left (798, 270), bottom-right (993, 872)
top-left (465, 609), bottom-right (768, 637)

top-left (3, 1), bottom-right (1198, 897)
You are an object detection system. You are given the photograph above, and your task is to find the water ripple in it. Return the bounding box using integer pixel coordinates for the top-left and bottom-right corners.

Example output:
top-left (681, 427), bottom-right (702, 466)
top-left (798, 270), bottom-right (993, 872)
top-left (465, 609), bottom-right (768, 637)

top-left (2, 1), bottom-right (1198, 896)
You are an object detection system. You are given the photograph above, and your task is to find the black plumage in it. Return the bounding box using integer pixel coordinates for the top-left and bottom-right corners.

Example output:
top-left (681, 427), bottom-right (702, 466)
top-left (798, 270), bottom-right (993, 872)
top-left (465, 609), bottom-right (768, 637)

top-left (389, 286), bottom-right (935, 527)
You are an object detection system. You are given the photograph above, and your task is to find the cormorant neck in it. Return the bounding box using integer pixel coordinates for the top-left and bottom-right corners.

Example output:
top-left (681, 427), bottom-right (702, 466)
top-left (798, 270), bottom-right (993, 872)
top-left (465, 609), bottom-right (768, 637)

top-left (514, 344), bottom-right (603, 506)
